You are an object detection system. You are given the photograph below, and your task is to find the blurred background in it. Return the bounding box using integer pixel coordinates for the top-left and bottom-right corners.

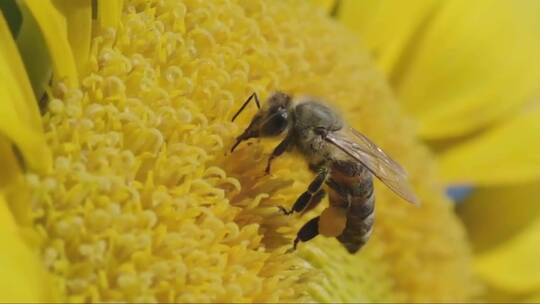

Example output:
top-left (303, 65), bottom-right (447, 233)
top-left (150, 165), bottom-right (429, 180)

top-left (317, 0), bottom-right (540, 301)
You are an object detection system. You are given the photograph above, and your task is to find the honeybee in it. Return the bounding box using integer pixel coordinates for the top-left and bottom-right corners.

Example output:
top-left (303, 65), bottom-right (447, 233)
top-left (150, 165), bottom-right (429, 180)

top-left (231, 92), bottom-right (419, 253)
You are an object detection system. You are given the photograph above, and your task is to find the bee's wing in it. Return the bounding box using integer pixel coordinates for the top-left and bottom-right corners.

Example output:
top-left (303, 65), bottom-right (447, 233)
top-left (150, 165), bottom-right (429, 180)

top-left (325, 127), bottom-right (420, 205)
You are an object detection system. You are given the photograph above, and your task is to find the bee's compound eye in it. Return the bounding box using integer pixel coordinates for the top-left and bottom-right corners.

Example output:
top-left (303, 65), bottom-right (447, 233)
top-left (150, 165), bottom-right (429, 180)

top-left (274, 112), bottom-right (288, 127)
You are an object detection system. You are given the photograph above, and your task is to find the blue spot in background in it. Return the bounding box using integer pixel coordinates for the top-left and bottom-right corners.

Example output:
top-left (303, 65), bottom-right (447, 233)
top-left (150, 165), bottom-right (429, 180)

top-left (446, 185), bottom-right (474, 203)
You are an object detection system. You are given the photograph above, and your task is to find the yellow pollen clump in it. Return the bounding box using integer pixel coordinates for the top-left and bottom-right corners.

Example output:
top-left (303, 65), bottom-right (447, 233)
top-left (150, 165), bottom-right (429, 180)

top-left (319, 207), bottom-right (347, 237)
top-left (15, 0), bottom-right (478, 302)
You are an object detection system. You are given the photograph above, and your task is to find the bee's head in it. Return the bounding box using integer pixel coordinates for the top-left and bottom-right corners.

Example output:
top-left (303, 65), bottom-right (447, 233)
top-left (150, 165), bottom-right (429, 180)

top-left (231, 92), bottom-right (292, 152)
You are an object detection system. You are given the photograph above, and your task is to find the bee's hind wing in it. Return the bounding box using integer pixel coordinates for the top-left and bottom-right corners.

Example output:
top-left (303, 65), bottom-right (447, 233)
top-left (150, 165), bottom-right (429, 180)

top-left (325, 127), bottom-right (420, 205)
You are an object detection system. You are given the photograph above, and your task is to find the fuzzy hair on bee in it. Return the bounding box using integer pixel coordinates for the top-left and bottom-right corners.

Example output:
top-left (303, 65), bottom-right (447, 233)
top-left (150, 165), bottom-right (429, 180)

top-left (231, 92), bottom-right (419, 253)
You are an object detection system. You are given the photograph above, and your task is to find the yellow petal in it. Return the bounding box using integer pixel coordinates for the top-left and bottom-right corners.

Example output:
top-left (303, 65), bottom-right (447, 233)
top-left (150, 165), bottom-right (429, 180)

top-left (52, 0), bottom-right (92, 74)
top-left (457, 182), bottom-right (540, 253)
top-left (0, 194), bottom-right (52, 302)
top-left (23, 0), bottom-right (78, 87)
top-left (97, 0), bottom-right (124, 30)
top-left (439, 107), bottom-right (540, 185)
top-left (475, 215), bottom-right (540, 294)
top-left (458, 182), bottom-right (540, 297)
top-left (0, 12), bottom-right (51, 174)
top-left (394, 0), bottom-right (540, 139)
top-left (339, 0), bottom-right (438, 76)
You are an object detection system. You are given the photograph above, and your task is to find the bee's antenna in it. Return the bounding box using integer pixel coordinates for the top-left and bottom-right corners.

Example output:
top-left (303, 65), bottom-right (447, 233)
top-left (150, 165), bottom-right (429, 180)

top-left (231, 92), bottom-right (261, 122)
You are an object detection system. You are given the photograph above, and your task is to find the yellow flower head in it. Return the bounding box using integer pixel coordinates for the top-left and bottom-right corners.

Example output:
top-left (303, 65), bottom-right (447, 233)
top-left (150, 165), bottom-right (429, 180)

top-left (2, 0), bottom-right (477, 302)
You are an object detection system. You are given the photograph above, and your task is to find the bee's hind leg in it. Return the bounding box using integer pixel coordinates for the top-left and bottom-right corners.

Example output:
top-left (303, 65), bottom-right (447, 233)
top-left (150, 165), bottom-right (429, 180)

top-left (287, 216), bottom-right (320, 253)
top-left (278, 167), bottom-right (329, 215)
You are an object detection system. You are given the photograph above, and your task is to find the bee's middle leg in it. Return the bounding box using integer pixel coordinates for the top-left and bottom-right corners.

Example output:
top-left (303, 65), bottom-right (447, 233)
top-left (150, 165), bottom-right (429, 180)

top-left (279, 168), bottom-right (329, 215)
top-left (300, 189), bottom-right (325, 215)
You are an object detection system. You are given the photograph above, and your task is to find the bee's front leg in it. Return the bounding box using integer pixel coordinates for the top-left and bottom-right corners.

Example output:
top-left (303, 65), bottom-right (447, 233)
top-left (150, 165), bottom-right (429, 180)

top-left (265, 132), bottom-right (293, 174)
top-left (279, 167), bottom-right (329, 215)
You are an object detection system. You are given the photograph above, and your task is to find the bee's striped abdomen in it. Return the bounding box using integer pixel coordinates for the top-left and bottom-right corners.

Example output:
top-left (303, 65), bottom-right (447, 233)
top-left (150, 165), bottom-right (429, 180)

top-left (327, 160), bottom-right (375, 253)
top-left (336, 186), bottom-right (375, 253)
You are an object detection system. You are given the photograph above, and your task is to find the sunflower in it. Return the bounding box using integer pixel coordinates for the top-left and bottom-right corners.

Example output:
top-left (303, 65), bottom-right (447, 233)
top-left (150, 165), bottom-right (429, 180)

top-left (332, 0), bottom-right (540, 301)
top-left (0, 0), bottom-right (476, 302)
